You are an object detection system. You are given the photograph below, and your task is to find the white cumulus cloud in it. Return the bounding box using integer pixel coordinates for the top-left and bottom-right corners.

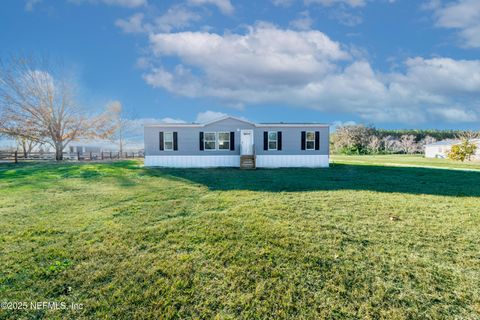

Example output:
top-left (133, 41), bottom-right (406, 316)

top-left (188, 0), bottom-right (234, 15)
top-left (396, 57), bottom-right (480, 94)
top-left (102, 0), bottom-right (146, 6)
top-left (195, 110), bottom-right (228, 123)
top-left (155, 6), bottom-right (202, 32)
top-left (428, 107), bottom-right (478, 122)
top-left (142, 24), bottom-right (480, 124)
top-left (305, 0), bottom-right (367, 7)
top-left (115, 6), bottom-right (202, 34)
top-left (289, 11), bottom-right (314, 30)
top-left (69, 0), bottom-right (147, 7)
top-left (430, 0), bottom-right (480, 48)
top-left (273, 0), bottom-right (367, 7)
top-left (115, 13), bottom-right (145, 34)
top-left (147, 23), bottom-right (350, 90)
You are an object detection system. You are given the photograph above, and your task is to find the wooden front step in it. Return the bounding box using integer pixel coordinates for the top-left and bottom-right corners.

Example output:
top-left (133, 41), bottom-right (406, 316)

top-left (240, 155), bottom-right (256, 169)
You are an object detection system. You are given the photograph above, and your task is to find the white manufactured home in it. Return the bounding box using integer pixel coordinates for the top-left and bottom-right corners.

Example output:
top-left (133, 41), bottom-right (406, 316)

top-left (143, 116), bottom-right (329, 168)
top-left (425, 139), bottom-right (480, 159)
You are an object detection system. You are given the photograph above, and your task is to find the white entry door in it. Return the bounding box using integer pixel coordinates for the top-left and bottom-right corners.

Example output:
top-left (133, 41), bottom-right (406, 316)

top-left (240, 130), bottom-right (254, 155)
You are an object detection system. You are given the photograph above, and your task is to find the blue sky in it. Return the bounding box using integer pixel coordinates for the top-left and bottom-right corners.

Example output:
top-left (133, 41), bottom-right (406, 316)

top-left (1, 0), bottom-right (480, 130)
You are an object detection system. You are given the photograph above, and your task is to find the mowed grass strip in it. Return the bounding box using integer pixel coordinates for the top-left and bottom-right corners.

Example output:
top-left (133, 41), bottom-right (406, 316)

top-left (0, 159), bottom-right (479, 319)
top-left (332, 154), bottom-right (480, 171)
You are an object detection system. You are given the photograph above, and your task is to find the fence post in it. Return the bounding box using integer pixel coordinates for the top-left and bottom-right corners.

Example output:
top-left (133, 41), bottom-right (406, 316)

top-left (90, 152), bottom-right (92, 161)
top-left (101, 152), bottom-right (104, 160)
top-left (132, 152), bottom-right (135, 158)
top-left (14, 151), bottom-right (18, 163)
top-left (110, 152), bottom-right (112, 159)
top-left (77, 151), bottom-right (80, 161)
top-left (118, 152), bottom-right (120, 159)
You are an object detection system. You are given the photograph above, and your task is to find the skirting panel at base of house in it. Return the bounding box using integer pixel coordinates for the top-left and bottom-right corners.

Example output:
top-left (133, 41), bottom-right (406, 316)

top-left (144, 155), bottom-right (240, 168)
top-left (145, 155), bottom-right (329, 168)
top-left (255, 155), bottom-right (329, 168)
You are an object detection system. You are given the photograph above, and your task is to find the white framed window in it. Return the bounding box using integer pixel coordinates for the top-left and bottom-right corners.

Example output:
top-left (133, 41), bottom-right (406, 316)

top-left (164, 132), bottom-right (174, 151)
top-left (204, 132), bottom-right (216, 150)
top-left (268, 131), bottom-right (277, 150)
top-left (218, 132), bottom-right (230, 150)
top-left (306, 131), bottom-right (315, 150)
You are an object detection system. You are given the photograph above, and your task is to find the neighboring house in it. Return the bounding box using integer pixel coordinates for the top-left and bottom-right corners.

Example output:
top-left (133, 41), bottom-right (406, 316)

top-left (425, 139), bottom-right (480, 159)
top-left (68, 144), bottom-right (102, 155)
top-left (144, 116), bottom-right (329, 168)
top-left (67, 140), bottom-right (143, 155)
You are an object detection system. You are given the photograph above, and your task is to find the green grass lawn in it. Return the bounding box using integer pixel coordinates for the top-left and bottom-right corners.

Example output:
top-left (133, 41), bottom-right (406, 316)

top-left (332, 154), bottom-right (480, 170)
top-left (0, 157), bottom-right (479, 319)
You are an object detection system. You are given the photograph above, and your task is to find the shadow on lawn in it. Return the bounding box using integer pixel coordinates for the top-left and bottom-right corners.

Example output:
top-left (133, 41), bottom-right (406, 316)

top-left (0, 160), bottom-right (140, 189)
top-left (144, 164), bottom-right (480, 197)
top-left (2, 160), bottom-right (479, 197)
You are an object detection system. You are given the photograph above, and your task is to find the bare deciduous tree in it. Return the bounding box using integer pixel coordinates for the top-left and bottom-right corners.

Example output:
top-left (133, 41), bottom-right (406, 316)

top-left (106, 100), bottom-right (137, 155)
top-left (331, 124), bottom-right (375, 154)
top-left (17, 137), bottom-right (39, 158)
top-left (419, 135), bottom-right (436, 152)
top-left (367, 135), bottom-right (381, 154)
top-left (0, 55), bottom-right (117, 160)
top-left (456, 130), bottom-right (480, 141)
top-left (381, 136), bottom-right (399, 154)
top-left (422, 135), bottom-right (436, 145)
top-left (398, 135), bottom-right (418, 154)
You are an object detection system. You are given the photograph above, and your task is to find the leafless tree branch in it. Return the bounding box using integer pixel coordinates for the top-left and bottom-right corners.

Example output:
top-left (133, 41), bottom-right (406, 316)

top-left (0, 55), bottom-right (117, 160)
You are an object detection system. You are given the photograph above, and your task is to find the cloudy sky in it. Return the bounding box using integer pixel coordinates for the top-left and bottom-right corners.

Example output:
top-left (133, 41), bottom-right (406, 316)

top-left (1, 0), bottom-right (480, 129)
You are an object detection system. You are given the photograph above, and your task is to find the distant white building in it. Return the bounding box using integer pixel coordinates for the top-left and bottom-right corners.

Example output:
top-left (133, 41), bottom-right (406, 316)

top-left (68, 140), bottom-right (116, 155)
top-left (425, 139), bottom-right (480, 159)
top-left (67, 140), bottom-right (144, 155)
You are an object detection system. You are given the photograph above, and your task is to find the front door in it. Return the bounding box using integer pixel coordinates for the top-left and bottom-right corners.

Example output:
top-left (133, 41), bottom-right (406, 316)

top-left (240, 130), bottom-right (254, 155)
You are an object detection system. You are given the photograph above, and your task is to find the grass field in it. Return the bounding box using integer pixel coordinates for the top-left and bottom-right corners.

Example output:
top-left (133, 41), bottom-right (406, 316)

top-left (0, 157), bottom-right (479, 319)
top-left (332, 154), bottom-right (480, 171)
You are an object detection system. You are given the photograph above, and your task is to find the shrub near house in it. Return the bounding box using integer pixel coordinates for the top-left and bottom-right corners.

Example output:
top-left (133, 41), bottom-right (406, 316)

top-left (447, 140), bottom-right (478, 162)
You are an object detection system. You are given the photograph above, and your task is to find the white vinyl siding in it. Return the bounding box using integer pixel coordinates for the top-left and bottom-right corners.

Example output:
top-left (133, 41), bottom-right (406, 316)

top-left (145, 155), bottom-right (240, 167)
top-left (256, 155), bottom-right (328, 168)
top-left (145, 155), bottom-right (329, 168)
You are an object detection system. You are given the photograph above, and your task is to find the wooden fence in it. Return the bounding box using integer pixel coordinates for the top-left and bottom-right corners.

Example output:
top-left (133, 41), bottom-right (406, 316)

top-left (0, 151), bottom-right (144, 163)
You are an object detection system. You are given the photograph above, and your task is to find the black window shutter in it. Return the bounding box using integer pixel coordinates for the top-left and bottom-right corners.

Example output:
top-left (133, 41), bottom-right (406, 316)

top-left (159, 132), bottom-right (164, 151)
top-left (199, 132), bottom-right (204, 151)
top-left (301, 131), bottom-right (306, 150)
top-left (230, 132), bottom-right (235, 151)
top-left (277, 131), bottom-right (282, 151)
top-left (315, 131), bottom-right (320, 150)
top-left (173, 132), bottom-right (178, 151)
top-left (263, 131), bottom-right (268, 150)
